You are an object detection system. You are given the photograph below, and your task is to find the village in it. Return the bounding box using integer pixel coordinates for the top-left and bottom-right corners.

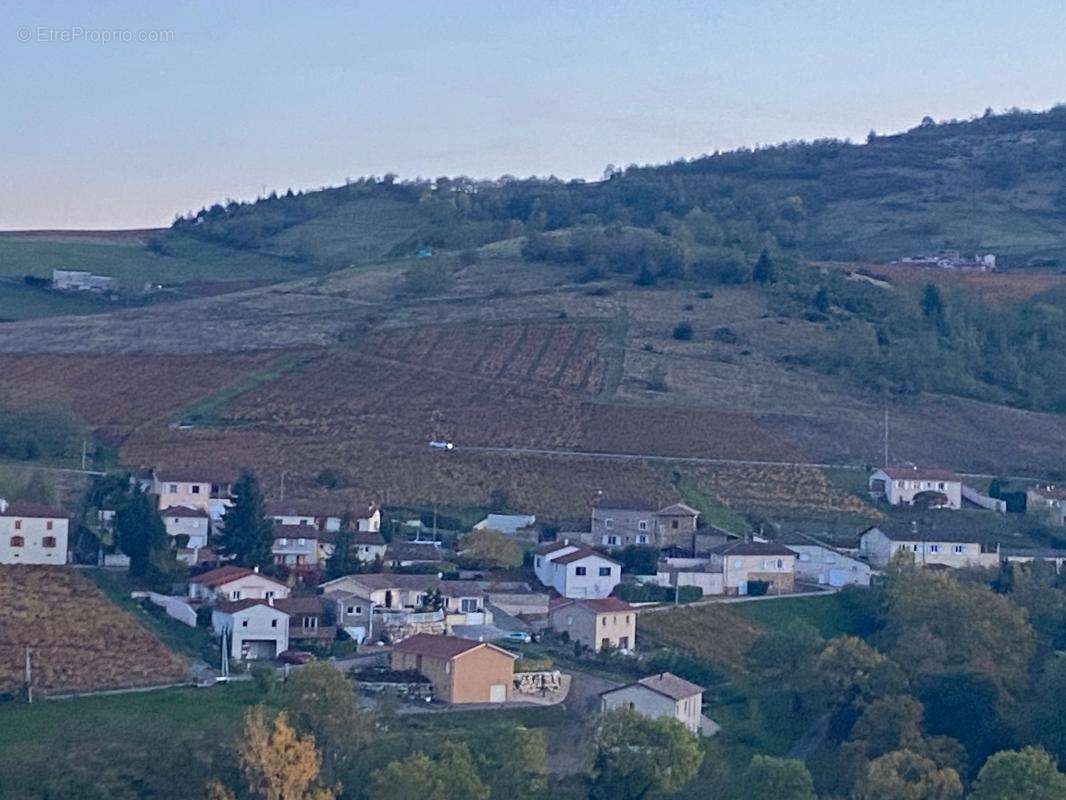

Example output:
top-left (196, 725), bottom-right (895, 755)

top-left (3, 460), bottom-right (1064, 737)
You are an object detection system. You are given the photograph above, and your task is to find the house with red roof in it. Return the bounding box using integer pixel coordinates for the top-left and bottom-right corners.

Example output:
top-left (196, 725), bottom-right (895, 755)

top-left (188, 565), bottom-right (290, 603)
top-left (389, 633), bottom-right (517, 704)
top-left (869, 466), bottom-right (962, 510)
top-left (533, 540), bottom-right (621, 599)
top-left (0, 500), bottom-right (70, 565)
top-left (549, 596), bottom-right (635, 652)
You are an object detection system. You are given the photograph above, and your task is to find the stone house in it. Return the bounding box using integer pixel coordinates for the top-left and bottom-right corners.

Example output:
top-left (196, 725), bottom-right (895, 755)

top-left (601, 672), bottom-right (704, 734)
top-left (549, 597), bottom-right (635, 652)
top-left (706, 541), bottom-right (796, 595)
top-left (868, 467), bottom-right (962, 510)
top-left (590, 498), bottom-right (700, 549)
top-left (390, 633), bottom-right (517, 704)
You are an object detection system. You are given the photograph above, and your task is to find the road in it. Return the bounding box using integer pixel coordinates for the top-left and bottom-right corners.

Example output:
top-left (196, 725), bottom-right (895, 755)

top-left (637, 587), bottom-right (839, 615)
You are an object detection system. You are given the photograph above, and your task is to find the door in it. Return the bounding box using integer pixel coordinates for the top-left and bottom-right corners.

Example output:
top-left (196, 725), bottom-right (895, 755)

top-left (489, 684), bottom-right (506, 703)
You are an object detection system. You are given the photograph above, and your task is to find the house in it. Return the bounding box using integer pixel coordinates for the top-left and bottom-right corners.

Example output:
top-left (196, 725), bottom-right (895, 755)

top-left (275, 596), bottom-right (335, 647)
top-left (868, 467), bottom-right (962, 510)
top-left (590, 498), bottom-right (700, 549)
top-left (389, 633), bottom-right (517, 704)
top-left (272, 524), bottom-right (323, 569)
top-left (858, 525), bottom-right (999, 570)
top-left (706, 541), bottom-right (796, 595)
top-left (1001, 547), bottom-right (1066, 573)
top-left (384, 541), bottom-right (446, 568)
top-left (782, 535), bottom-right (872, 588)
top-left (601, 672), bottom-right (703, 734)
top-left (52, 269), bottom-right (118, 293)
top-left (1026, 485), bottom-right (1066, 526)
top-left (149, 468), bottom-right (237, 522)
top-left (161, 505), bottom-right (210, 550)
top-left (266, 501), bottom-right (381, 533)
top-left (188, 565), bottom-right (290, 603)
top-left (211, 599), bottom-right (289, 660)
top-left (651, 557), bottom-right (725, 597)
top-left (473, 513), bottom-right (537, 536)
top-left (0, 501), bottom-right (70, 565)
top-left (345, 531), bottom-right (387, 563)
top-left (549, 597), bottom-right (635, 652)
top-left (533, 541), bottom-right (621, 598)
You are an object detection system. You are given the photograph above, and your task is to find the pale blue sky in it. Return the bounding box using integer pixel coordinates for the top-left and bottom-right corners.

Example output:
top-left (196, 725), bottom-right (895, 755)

top-left (2, 1), bottom-right (1064, 229)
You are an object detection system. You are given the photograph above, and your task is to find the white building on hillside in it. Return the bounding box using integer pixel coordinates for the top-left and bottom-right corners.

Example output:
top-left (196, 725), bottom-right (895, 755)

top-left (533, 540), bottom-right (621, 598)
top-left (868, 467), bottom-right (962, 510)
top-left (859, 525), bottom-right (999, 570)
top-left (601, 672), bottom-right (705, 735)
top-left (211, 599), bottom-right (290, 660)
top-left (0, 500), bottom-right (70, 565)
top-left (188, 565), bottom-right (290, 603)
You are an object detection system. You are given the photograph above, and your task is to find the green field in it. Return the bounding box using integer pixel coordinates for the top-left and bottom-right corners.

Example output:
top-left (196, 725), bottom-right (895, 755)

top-left (727, 592), bottom-right (864, 639)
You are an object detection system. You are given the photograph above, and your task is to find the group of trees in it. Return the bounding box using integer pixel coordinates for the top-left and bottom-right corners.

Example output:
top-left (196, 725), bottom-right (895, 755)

top-left (743, 558), bottom-right (1066, 799)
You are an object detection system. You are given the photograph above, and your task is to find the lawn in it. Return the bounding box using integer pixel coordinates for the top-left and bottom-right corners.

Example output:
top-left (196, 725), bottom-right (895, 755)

top-left (727, 592), bottom-right (864, 639)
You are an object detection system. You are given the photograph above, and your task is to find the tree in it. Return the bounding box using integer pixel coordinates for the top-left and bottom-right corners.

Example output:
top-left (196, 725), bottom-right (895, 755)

top-left (115, 488), bottom-right (178, 584)
top-left (219, 470), bottom-right (274, 568)
top-left (748, 621), bottom-right (824, 712)
top-left (588, 708), bottom-right (703, 800)
top-left (970, 747), bottom-right (1066, 800)
top-left (672, 321), bottom-right (694, 341)
top-left (369, 743), bottom-right (488, 800)
top-left (324, 530), bottom-right (355, 581)
top-left (739, 755), bottom-right (816, 800)
top-left (211, 707), bottom-right (336, 800)
top-left (458, 529), bottom-right (521, 569)
top-left (277, 662), bottom-right (374, 784)
top-left (849, 695), bottom-right (926, 758)
top-left (816, 636), bottom-right (898, 707)
top-left (920, 283), bottom-right (943, 318)
top-left (859, 749), bottom-right (962, 800)
top-left (753, 248), bottom-right (777, 284)
top-left (476, 725), bottom-right (547, 800)
top-left (814, 286), bottom-right (831, 313)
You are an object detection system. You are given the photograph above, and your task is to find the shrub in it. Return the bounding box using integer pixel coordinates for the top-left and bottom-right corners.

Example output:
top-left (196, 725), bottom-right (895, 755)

top-left (712, 327), bottom-right (738, 344)
top-left (672, 321), bottom-right (694, 341)
top-left (614, 583), bottom-right (703, 603)
top-left (616, 545), bottom-right (661, 575)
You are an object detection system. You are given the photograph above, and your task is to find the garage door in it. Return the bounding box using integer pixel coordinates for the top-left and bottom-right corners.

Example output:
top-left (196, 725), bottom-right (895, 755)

top-left (489, 684), bottom-right (506, 703)
top-left (828, 570), bottom-right (849, 588)
top-left (243, 639), bottom-right (278, 660)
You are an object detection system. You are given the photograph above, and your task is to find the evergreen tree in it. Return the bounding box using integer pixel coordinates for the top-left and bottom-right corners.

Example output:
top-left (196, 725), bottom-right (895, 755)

top-left (814, 286), bottom-right (830, 313)
top-left (324, 529), bottom-right (354, 580)
top-left (921, 282), bottom-right (944, 317)
top-left (115, 489), bottom-right (176, 584)
top-left (220, 470), bottom-right (274, 568)
top-left (753, 248), bottom-right (777, 284)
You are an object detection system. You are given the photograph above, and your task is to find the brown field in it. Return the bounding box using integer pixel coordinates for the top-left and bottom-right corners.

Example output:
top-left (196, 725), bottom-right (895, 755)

top-left (639, 604), bottom-right (762, 672)
top-left (0, 567), bottom-right (189, 695)
top-left (864, 263), bottom-right (1066, 302)
top-left (688, 464), bottom-right (878, 516)
top-left (0, 352), bottom-right (282, 439)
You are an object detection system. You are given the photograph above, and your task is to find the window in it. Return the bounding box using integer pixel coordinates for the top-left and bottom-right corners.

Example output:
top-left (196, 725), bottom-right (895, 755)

top-left (14, 520), bottom-right (21, 530)
top-left (954, 545), bottom-right (964, 554)
top-left (231, 590), bottom-right (241, 600)
top-left (636, 534), bottom-right (648, 544)
top-left (271, 619), bottom-right (277, 628)
top-left (42, 536), bottom-right (56, 548)
top-left (638, 520), bottom-right (648, 531)
top-left (775, 559), bottom-right (783, 569)
top-left (929, 544), bottom-right (940, 553)
top-left (575, 566), bottom-right (587, 576)
top-left (9, 536), bottom-right (24, 547)
top-left (460, 598), bottom-right (479, 613)
top-left (168, 484), bottom-right (178, 493)
top-left (278, 538), bottom-right (287, 546)
top-left (297, 538), bottom-right (306, 545)
top-left (599, 566), bottom-right (612, 576)
top-left (604, 518), bottom-right (613, 529)
top-left (46, 520), bottom-right (53, 531)
top-left (912, 544), bottom-right (920, 552)
top-left (191, 485), bottom-right (201, 494)
top-left (671, 519), bottom-right (679, 530)
top-left (565, 615), bottom-right (573, 625)
top-left (241, 620), bottom-right (248, 627)
top-left (605, 535), bottom-right (618, 546)
top-left (346, 605), bottom-right (356, 615)
top-left (265, 591), bottom-right (275, 600)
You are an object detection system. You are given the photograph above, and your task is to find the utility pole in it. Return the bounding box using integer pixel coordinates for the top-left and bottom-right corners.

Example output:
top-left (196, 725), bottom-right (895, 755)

top-left (883, 406), bottom-right (889, 467)
top-left (81, 439), bottom-right (87, 471)
top-left (279, 471), bottom-right (286, 503)
top-left (25, 647), bottom-right (32, 703)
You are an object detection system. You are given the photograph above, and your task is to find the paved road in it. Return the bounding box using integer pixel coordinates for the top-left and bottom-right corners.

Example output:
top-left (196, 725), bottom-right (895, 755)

top-left (637, 587), bottom-right (839, 614)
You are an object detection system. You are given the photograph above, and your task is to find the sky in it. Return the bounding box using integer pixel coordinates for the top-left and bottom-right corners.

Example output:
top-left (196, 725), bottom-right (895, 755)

top-left (2, 0), bottom-right (1065, 230)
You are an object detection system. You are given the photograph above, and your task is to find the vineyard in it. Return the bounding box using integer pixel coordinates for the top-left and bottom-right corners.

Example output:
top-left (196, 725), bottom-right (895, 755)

top-left (638, 604), bottom-right (762, 672)
top-left (0, 567), bottom-right (189, 695)
top-left (687, 464), bottom-right (878, 516)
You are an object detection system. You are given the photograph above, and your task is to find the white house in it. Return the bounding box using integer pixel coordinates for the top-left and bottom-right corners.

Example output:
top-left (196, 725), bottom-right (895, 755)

top-left (868, 467), bottom-right (962, 510)
top-left (784, 537), bottom-right (872, 587)
top-left (858, 525), bottom-right (999, 570)
top-left (533, 541), bottom-right (621, 599)
top-left (211, 599), bottom-right (290, 660)
top-left (266, 501), bottom-right (381, 533)
top-left (161, 505), bottom-right (210, 549)
top-left (0, 500), bottom-right (69, 565)
top-left (351, 532), bottom-right (387, 563)
top-left (473, 513), bottom-right (536, 535)
top-left (601, 672), bottom-right (705, 735)
top-left (188, 565), bottom-right (290, 603)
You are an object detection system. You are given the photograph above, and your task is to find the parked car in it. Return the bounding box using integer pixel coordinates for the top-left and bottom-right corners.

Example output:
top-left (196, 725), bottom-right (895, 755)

top-left (277, 650), bottom-right (313, 665)
top-left (429, 440), bottom-right (455, 450)
top-left (501, 631), bottom-right (532, 644)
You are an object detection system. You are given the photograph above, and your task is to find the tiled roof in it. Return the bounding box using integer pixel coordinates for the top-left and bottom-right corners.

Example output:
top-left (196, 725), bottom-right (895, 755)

top-left (1002, 547), bottom-right (1066, 559)
top-left (636, 672), bottom-right (702, 700)
top-left (556, 597), bottom-right (631, 614)
top-left (877, 466), bottom-right (961, 482)
top-left (861, 525), bottom-right (983, 544)
top-left (0, 502), bottom-right (69, 519)
top-left (707, 541), bottom-right (796, 557)
top-left (189, 565), bottom-right (286, 588)
top-left (657, 503), bottom-right (699, 516)
top-left (274, 524), bottom-right (320, 539)
top-left (535, 540), bottom-right (576, 556)
top-left (266, 501), bottom-right (378, 519)
top-left (386, 543), bottom-right (445, 561)
top-left (392, 634), bottom-right (491, 660)
top-left (162, 505), bottom-right (209, 518)
top-left (351, 532), bottom-right (386, 546)
top-left (551, 547), bottom-right (621, 566)
top-left (215, 598), bottom-right (285, 614)
top-left (274, 596), bottom-right (324, 615)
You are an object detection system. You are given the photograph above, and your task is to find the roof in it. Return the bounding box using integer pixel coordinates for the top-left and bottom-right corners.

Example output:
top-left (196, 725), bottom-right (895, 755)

top-left (637, 672), bottom-right (702, 700)
top-left (860, 525), bottom-right (983, 544)
top-left (875, 466), bottom-right (961, 482)
top-left (1002, 547), bottom-right (1066, 559)
top-left (274, 524), bottom-right (320, 539)
top-left (0, 501), bottom-right (69, 519)
top-left (274, 596), bottom-right (325, 615)
top-left (554, 596), bottom-right (631, 614)
top-left (189, 565), bottom-right (286, 588)
top-left (475, 513), bottom-right (537, 533)
top-left (392, 633), bottom-right (517, 661)
top-left (707, 541), bottom-right (796, 557)
top-left (214, 598), bottom-right (287, 615)
top-left (657, 503), bottom-right (700, 517)
top-left (351, 532), bottom-right (386, 546)
top-left (535, 540), bottom-right (577, 556)
top-left (551, 546), bottom-right (621, 566)
top-left (593, 497), bottom-right (656, 511)
top-left (386, 542), bottom-right (445, 562)
top-left (338, 573), bottom-right (441, 591)
top-left (161, 505), bottom-right (209, 519)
